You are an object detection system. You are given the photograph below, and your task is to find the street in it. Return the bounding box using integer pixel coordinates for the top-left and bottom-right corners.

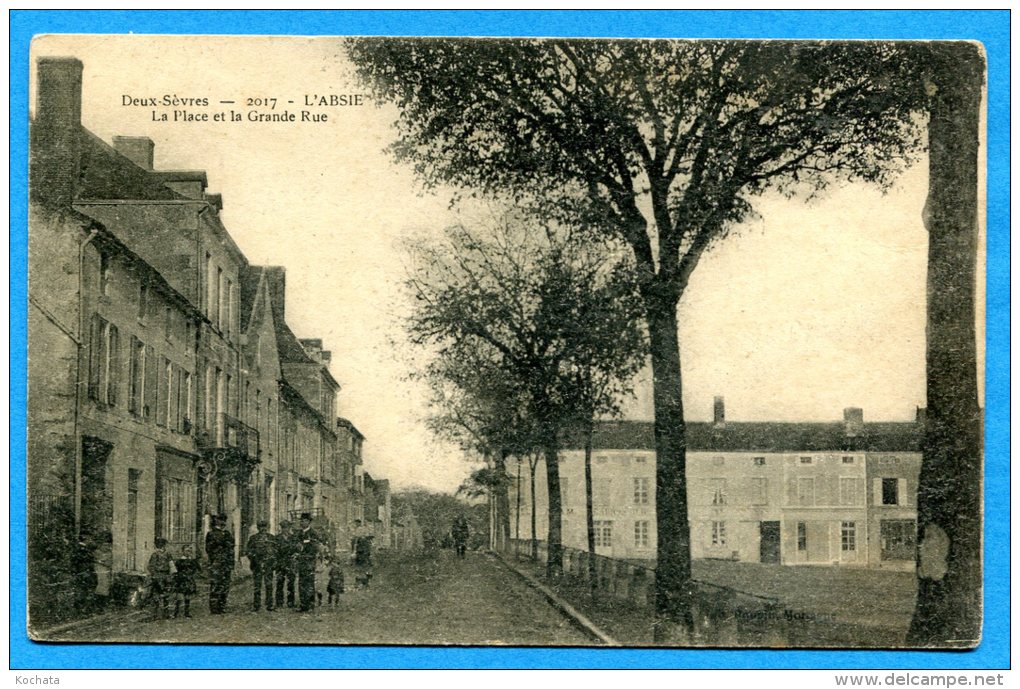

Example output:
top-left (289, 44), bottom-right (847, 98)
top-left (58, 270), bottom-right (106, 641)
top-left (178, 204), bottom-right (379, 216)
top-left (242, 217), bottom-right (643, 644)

top-left (46, 551), bottom-right (593, 646)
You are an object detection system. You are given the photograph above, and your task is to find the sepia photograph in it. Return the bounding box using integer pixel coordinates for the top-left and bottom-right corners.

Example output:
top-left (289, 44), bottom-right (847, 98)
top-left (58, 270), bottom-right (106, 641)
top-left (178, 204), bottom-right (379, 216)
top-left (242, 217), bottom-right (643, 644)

top-left (21, 25), bottom-right (993, 659)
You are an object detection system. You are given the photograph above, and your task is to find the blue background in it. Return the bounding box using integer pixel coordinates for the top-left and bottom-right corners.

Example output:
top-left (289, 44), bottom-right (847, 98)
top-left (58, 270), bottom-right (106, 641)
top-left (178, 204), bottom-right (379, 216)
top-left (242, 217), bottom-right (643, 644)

top-left (9, 10), bottom-right (1010, 670)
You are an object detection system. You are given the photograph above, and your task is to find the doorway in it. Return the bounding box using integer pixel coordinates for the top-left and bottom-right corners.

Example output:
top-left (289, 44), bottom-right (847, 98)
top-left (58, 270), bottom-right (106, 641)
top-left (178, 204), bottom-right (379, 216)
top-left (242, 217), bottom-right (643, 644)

top-left (759, 521), bottom-right (781, 563)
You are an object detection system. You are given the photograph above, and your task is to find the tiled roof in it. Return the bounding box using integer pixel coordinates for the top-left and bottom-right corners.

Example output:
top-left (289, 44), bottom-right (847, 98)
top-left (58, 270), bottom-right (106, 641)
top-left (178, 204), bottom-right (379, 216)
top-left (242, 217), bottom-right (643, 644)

top-left (75, 129), bottom-right (186, 201)
top-left (565, 419), bottom-right (922, 453)
top-left (239, 266), bottom-right (264, 332)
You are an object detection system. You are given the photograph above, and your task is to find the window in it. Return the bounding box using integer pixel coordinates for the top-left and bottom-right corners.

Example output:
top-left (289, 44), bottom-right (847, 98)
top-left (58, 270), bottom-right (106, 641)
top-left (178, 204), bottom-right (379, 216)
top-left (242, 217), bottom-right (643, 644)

top-left (840, 477), bottom-right (860, 506)
top-left (710, 478), bottom-right (727, 506)
top-left (88, 316), bottom-right (119, 406)
top-left (633, 477), bottom-right (650, 505)
top-left (800, 456), bottom-right (813, 464)
top-left (157, 358), bottom-right (172, 427)
top-left (753, 456), bottom-right (766, 466)
top-left (182, 371), bottom-right (193, 431)
top-left (99, 252), bottom-right (111, 296)
top-left (711, 521), bottom-right (727, 547)
top-left (635, 456), bottom-right (647, 464)
top-left (129, 337), bottom-right (145, 415)
top-left (880, 520), bottom-right (916, 561)
top-left (224, 277), bottom-right (233, 337)
top-left (842, 455), bottom-right (855, 464)
top-left (138, 281), bottom-right (149, 321)
top-left (751, 477), bottom-right (768, 505)
top-left (204, 252), bottom-right (213, 314)
top-left (882, 478), bottom-right (899, 506)
top-left (841, 521), bottom-right (857, 552)
top-left (634, 520), bottom-right (650, 548)
top-left (797, 522), bottom-right (807, 551)
top-left (216, 267), bottom-right (224, 331)
top-left (126, 469), bottom-right (141, 571)
top-left (160, 477), bottom-right (192, 545)
top-left (594, 520), bottom-right (613, 548)
top-left (204, 363), bottom-right (214, 429)
top-left (797, 477), bottom-right (815, 506)
top-left (164, 306), bottom-right (173, 340)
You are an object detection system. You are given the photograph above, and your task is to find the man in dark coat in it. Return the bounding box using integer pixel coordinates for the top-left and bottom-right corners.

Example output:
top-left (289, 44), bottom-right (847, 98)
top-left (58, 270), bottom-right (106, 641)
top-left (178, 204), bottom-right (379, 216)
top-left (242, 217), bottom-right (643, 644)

top-left (294, 513), bottom-right (320, 613)
top-left (274, 519), bottom-right (297, 608)
top-left (452, 514), bottom-right (470, 559)
top-left (205, 514), bottom-right (235, 614)
top-left (246, 520), bottom-right (276, 612)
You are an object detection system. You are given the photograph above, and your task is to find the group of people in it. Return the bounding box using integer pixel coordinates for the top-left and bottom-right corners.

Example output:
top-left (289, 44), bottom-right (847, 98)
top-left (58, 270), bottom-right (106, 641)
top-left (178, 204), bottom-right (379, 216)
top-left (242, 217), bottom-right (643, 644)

top-left (144, 513), bottom-right (375, 621)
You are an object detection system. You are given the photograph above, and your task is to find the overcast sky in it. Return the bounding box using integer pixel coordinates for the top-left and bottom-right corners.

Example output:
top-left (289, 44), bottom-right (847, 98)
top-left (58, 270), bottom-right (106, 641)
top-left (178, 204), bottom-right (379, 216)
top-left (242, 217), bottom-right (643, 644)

top-left (30, 36), bottom-right (985, 493)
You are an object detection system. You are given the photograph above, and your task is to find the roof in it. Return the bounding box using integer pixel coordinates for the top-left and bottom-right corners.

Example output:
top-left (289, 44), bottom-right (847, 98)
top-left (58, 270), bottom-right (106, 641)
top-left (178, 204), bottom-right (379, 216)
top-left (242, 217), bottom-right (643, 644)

top-left (75, 129), bottom-right (187, 201)
top-left (275, 321), bottom-right (317, 364)
top-left (563, 419), bottom-right (922, 453)
top-left (239, 265), bottom-right (265, 333)
top-left (336, 417), bottom-right (365, 440)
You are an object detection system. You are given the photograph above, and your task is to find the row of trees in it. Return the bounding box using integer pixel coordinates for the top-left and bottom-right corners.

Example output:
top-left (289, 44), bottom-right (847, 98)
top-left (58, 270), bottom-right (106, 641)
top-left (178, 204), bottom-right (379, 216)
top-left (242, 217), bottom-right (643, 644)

top-left (350, 39), bottom-right (984, 645)
top-left (406, 218), bottom-right (647, 590)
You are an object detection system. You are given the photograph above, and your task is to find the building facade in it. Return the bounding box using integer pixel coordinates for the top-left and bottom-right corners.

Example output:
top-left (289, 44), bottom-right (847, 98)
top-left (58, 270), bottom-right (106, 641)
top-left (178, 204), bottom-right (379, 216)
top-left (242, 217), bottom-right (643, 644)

top-left (27, 57), bottom-right (376, 622)
top-left (513, 400), bottom-right (921, 570)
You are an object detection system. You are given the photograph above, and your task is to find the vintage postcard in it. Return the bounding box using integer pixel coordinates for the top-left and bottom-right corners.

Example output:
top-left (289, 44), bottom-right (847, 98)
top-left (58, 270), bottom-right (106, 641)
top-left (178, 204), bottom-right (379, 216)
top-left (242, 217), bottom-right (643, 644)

top-left (25, 33), bottom-right (986, 651)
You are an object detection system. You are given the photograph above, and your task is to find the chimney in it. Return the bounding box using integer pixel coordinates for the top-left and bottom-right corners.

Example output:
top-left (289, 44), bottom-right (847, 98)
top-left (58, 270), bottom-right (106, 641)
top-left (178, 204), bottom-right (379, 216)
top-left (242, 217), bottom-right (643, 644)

top-left (713, 396), bottom-right (726, 428)
top-left (320, 350), bottom-right (332, 365)
top-left (204, 193), bottom-right (223, 211)
top-left (112, 136), bottom-right (154, 170)
top-left (31, 57), bottom-right (84, 207)
top-left (843, 407), bottom-right (864, 437)
top-left (263, 266), bottom-right (286, 322)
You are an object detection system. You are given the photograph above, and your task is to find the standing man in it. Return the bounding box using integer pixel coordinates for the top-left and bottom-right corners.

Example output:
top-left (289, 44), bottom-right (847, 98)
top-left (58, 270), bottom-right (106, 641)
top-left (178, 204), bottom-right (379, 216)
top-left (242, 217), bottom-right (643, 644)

top-left (274, 519), bottom-right (297, 608)
top-left (452, 514), bottom-right (470, 559)
top-left (294, 513), bottom-right (320, 613)
top-left (246, 520), bottom-right (276, 612)
top-left (205, 514), bottom-right (235, 614)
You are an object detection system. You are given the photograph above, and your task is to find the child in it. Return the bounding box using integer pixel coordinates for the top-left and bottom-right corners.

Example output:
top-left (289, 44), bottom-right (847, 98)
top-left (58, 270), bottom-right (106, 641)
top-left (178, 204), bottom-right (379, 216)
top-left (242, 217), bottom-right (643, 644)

top-left (327, 557), bottom-right (345, 607)
top-left (172, 543), bottom-right (200, 619)
top-left (314, 555), bottom-right (329, 607)
top-left (146, 538), bottom-right (174, 621)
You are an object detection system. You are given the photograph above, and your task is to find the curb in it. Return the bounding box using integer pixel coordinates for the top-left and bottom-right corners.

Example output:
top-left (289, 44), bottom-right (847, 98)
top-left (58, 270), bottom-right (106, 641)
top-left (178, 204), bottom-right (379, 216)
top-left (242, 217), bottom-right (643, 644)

top-left (30, 608), bottom-right (148, 639)
top-left (491, 552), bottom-right (621, 647)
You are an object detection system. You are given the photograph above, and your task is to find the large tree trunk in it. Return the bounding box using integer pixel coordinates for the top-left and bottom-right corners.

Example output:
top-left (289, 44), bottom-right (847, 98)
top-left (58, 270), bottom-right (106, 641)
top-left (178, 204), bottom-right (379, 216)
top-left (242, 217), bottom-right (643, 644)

top-left (515, 458), bottom-right (522, 557)
top-left (495, 451), bottom-right (512, 551)
top-left (544, 439), bottom-right (564, 579)
top-left (647, 299), bottom-right (695, 642)
top-left (584, 419), bottom-right (597, 599)
top-left (529, 457), bottom-right (538, 559)
top-left (907, 42), bottom-right (984, 648)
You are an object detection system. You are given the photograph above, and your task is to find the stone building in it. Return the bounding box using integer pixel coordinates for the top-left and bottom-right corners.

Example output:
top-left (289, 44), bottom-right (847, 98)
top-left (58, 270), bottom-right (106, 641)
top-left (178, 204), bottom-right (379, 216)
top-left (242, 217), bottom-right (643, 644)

top-left (27, 56), bottom-right (376, 621)
top-left (513, 399), bottom-right (922, 570)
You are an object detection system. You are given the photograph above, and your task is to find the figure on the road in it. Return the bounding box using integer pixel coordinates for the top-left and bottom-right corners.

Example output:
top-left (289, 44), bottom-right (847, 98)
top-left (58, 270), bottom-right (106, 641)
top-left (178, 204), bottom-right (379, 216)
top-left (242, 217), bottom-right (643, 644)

top-left (294, 513), bottom-right (321, 612)
top-left (205, 514), bottom-right (235, 614)
top-left (172, 543), bottom-right (200, 619)
top-left (351, 519), bottom-right (374, 589)
top-left (274, 519), bottom-right (297, 608)
top-left (315, 554), bottom-right (328, 607)
top-left (246, 520), bottom-right (276, 612)
top-left (146, 537), bottom-right (174, 621)
top-left (327, 556), bottom-right (345, 607)
top-left (451, 514), bottom-right (470, 559)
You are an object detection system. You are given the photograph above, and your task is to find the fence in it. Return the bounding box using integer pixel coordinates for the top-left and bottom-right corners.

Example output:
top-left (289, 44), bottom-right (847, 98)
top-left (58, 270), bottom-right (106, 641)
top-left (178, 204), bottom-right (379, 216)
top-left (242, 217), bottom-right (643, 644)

top-left (509, 538), bottom-right (790, 645)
